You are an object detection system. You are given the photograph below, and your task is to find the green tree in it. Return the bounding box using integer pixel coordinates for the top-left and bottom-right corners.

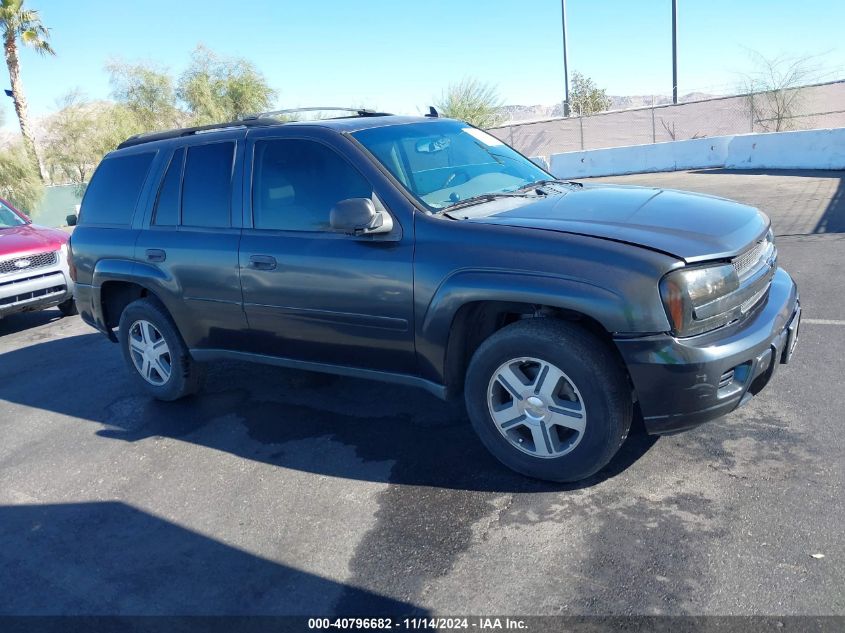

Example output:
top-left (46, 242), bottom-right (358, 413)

top-left (43, 91), bottom-right (140, 185)
top-left (435, 77), bottom-right (505, 128)
top-left (106, 60), bottom-right (181, 131)
top-left (0, 140), bottom-right (43, 213)
top-left (177, 45), bottom-right (276, 124)
top-left (569, 71), bottom-right (611, 116)
top-left (1, 0), bottom-right (53, 181)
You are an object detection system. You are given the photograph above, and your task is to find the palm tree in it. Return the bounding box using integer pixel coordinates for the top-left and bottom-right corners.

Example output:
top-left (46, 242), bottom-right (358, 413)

top-left (1, 0), bottom-right (54, 181)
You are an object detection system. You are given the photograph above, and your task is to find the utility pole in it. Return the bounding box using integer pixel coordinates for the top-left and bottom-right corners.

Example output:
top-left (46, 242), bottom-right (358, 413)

top-left (561, 0), bottom-right (570, 116)
top-left (672, 0), bottom-right (678, 104)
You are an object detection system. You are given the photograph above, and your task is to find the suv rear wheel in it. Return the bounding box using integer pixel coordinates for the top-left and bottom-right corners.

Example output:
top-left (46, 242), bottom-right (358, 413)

top-left (464, 319), bottom-right (632, 482)
top-left (118, 298), bottom-right (205, 401)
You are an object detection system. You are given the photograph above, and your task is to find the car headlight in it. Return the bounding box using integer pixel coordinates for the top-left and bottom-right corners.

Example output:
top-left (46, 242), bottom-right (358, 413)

top-left (660, 264), bottom-right (740, 337)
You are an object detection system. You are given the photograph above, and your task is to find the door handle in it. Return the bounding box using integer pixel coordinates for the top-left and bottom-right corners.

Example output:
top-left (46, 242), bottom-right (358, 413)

top-left (146, 249), bottom-right (166, 263)
top-left (248, 254), bottom-right (277, 271)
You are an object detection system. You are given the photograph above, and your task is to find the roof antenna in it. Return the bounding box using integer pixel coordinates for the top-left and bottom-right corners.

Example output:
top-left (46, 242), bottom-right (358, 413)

top-left (425, 106), bottom-right (439, 118)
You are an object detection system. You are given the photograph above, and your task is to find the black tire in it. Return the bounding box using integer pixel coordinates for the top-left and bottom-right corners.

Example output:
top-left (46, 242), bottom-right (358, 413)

top-left (58, 298), bottom-right (78, 317)
top-left (464, 318), bottom-right (632, 482)
top-left (118, 297), bottom-right (205, 401)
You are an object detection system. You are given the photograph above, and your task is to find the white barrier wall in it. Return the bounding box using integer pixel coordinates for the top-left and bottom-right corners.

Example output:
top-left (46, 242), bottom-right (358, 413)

top-left (725, 127), bottom-right (845, 170)
top-left (545, 127), bottom-right (845, 179)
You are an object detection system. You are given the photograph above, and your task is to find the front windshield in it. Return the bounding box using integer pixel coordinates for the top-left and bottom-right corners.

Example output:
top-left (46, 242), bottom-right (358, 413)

top-left (352, 120), bottom-right (550, 211)
top-left (0, 200), bottom-right (27, 228)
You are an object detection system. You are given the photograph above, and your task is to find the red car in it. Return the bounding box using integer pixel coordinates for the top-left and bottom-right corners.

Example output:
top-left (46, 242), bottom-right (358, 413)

top-left (0, 197), bottom-right (76, 321)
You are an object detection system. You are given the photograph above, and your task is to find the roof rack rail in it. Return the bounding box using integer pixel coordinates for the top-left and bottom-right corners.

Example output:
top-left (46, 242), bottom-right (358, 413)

top-left (116, 107), bottom-right (395, 150)
top-left (241, 106), bottom-right (393, 120)
top-left (116, 117), bottom-right (280, 150)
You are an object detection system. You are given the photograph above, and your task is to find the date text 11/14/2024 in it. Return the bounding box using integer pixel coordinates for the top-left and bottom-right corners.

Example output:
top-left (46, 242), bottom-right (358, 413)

top-left (307, 617), bottom-right (528, 630)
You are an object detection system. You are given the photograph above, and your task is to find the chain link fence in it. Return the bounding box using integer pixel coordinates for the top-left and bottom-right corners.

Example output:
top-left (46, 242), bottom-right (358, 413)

top-left (489, 80), bottom-right (845, 158)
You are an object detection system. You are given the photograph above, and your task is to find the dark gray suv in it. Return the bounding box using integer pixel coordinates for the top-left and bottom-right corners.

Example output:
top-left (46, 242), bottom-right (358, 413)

top-left (69, 111), bottom-right (801, 482)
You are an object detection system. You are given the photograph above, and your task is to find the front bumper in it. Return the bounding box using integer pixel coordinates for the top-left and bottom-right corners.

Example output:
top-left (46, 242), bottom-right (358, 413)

top-left (0, 257), bottom-right (74, 318)
top-left (615, 267), bottom-right (800, 434)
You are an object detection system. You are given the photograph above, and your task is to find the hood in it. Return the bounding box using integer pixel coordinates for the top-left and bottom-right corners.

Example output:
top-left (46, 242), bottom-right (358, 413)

top-left (470, 184), bottom-right (769, 263)
top-left (0, 223), bottom-right (68, 258)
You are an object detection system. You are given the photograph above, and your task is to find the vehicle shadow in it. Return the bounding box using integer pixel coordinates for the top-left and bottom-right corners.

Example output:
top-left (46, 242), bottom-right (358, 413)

top-left (0, 332), bottom-right (658, 493)
top-left (0, 308), bottom-right (65, 337)
top-left (0, 500), bottom-right (423, 616)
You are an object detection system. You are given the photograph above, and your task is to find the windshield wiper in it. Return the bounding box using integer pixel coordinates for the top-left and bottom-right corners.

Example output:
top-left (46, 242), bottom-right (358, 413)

top-left (438, 191), bottom-right (543, 214)
top-left (517, 178), bottom-right (583, 191)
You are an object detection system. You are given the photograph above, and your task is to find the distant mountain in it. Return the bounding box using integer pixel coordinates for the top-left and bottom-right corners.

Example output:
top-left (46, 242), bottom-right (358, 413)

top-left (0, 125), bottom-right (21, 148)
top-left (0, 100), bottom-right (114, 149)
top-left (0, 114), bottom-right (48, 149)
top-left (499, 92), bottom-right (719, 123)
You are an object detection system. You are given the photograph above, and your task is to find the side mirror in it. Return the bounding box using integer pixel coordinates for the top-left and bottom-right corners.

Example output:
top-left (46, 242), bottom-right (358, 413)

top-left (66, 214), bottom-right (78, 227)
top-left (329, 198), bottom-right (393, 236)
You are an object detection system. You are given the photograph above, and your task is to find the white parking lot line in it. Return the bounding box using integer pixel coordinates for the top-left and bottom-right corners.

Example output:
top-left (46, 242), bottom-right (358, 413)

top-left (802, 319), bottom-right (845, 325)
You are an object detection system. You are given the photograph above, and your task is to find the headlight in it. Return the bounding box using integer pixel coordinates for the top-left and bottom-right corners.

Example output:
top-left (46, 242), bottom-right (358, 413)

top-left (660, 264), bottom-right (740, 337)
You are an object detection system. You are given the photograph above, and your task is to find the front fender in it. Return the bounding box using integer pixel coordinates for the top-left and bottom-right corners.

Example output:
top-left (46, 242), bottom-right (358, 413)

top-left (416, 268), bottom-right (665, 385)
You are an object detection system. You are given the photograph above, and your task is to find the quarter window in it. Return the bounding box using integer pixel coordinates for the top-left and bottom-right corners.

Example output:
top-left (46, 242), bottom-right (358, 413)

top-left (80, 152), bottom-right (155, 225)
top-left (252, 139), bottom-right (372, 231)
top-left (181, 142), bottom-right (235, 228)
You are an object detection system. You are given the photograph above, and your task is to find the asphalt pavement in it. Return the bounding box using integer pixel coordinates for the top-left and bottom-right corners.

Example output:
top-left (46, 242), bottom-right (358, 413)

top-left (0, 169), bottom-right (843, 616)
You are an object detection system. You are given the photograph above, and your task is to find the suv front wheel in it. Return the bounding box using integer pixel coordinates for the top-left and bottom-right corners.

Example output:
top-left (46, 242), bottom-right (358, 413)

top-left (118, 298), bottom-right (205, 401)
top-left (465, 319), bottom-right (632, 482)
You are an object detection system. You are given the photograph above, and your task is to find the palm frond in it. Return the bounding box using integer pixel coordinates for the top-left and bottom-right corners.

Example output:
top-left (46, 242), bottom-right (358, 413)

top-left (0, 0), bottom-right (25, 24)
top-left (19, 25), bottom-right (54, 55)
top-left (2, 4), bottom-right (54, 53)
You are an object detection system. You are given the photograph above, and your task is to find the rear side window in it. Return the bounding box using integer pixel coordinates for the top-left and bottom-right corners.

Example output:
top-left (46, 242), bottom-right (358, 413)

top-left (152, 148), bottom-right (184, 226)
top-left (181, 142), bottom-right (234, 228)
top-left (80, 153), bottom-right (155, 225)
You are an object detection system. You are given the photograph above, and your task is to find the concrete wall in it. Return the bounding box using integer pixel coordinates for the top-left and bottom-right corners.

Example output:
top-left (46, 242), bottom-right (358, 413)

top-left (725, 127), bottom-right (845, 170)
top-left (546, 127), bottom-right (845, 179)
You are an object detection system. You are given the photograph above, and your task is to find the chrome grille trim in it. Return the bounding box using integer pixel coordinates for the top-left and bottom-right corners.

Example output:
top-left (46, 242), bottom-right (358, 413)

top-left (733, 241), bottom-right (764, 277)
top-left (730, 231), bottom-right (776, 316)
top-left (0, 250), bottom-right (59, 276)
top-left (732, 233), bottom-right (775, 280)
top-left (741, 283), bottom-right (770, 314)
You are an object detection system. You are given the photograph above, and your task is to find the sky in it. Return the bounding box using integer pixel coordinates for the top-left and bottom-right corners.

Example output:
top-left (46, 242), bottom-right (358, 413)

top-left (2, 0), bottom-right (844, 127)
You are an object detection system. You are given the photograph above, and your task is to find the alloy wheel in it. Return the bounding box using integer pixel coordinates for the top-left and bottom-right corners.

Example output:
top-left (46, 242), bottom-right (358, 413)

top-left (487, 356), bottom-right (587, 458)
top-left (128, 319), bottom-right (172, 386)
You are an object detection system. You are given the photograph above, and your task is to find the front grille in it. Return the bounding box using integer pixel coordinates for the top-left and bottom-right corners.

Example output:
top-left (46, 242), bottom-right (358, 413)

top-left (730, 232), bottom-right (776, 317)
top-left (732, 240), bottom-right (767, 278)
top-left (0, 250), bottom-right (58, 276)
